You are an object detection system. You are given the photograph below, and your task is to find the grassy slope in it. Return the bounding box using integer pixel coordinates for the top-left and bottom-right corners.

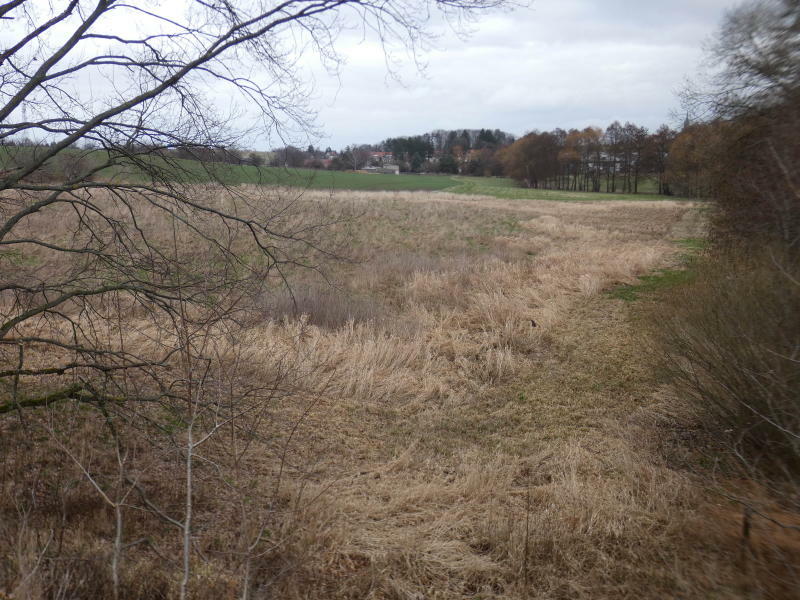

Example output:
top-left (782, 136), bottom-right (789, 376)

top-left (134, 161), bottom-right (463, 191)
top-left (101, 155), bottom-right (464, 191)
top-left (191, 166), bottom-right (681, 201)
top-left (2, 146), bottom-right (685, 200)
top-left (152, 162), bottom-right (686, 202)
top-left (0, 147), bottom-right (459, 191)
top-left (447, 175), bottom-right (683, 202)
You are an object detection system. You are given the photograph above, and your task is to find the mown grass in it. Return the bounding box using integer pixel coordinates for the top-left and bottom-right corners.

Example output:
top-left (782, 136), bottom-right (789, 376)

top-left (609, 267), bottom-right (696, 301)
top-left (609, 237), bottom-right (707, 301)
top-left (448, 175), bottom-right (682, 202)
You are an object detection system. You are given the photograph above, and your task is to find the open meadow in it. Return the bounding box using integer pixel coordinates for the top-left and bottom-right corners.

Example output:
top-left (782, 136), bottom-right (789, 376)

top-left (3, 184), bottom-right (782, 599)
top-left (4, 0), bottom-right (799, 597)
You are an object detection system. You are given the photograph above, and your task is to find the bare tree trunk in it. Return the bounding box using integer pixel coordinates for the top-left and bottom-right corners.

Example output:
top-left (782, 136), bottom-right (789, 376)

top-left (181, 427), bottom-right (193, 600)
top-left (113, 503), bottom-right (123, 600)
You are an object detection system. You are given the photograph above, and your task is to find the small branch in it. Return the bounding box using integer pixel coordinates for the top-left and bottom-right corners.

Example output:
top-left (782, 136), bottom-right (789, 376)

top-left (126, 477), bottom-right (183, 530)
top-left (10, 342), bottom-right (25, 425)
top-left (0, 385), bottom-right (162, 415)
top-left (717, 490), bottom-right (800, 532)
top-left (0, 383), bottom-right (85, 415)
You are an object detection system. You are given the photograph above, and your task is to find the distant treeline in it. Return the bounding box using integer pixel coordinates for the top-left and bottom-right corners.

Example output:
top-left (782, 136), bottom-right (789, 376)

top-left (381, 122), bottom-right (726, 198)
top-left (1, 123), bottom-right (716, 198)
top-left (297, 123), bottom-right (717, 198)
top-left (0, 138), bottom-right (266, 174)
top-left (500, 123), bottom-right (676, 195)
top-left (380, 129), bottom-right (517, 175)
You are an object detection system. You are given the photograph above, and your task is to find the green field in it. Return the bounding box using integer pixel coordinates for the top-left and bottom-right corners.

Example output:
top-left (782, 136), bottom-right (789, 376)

top-left (166, 165), bottom-right (681, 202)
top-left (104, 159), bottom-right (462, 191)
top-left (446, 175), bottom-right (682, 202)
top-left (231, 166), bottom-right (460, 191)
top-left (2, 147), bottom-right (684, 201)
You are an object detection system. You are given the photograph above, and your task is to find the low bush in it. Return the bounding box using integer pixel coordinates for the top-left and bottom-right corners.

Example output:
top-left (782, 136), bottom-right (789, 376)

top-left (648, 246), bottom-right (800, 478)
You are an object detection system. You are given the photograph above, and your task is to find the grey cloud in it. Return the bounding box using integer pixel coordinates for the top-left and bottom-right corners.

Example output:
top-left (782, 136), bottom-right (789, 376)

top-left (299, 0), bottom-right (741, 149)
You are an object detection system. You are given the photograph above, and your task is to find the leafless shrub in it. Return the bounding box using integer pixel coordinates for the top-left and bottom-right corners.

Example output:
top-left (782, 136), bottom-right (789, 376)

top-left (682, 0), bottom-right (800, 247)
top-left (644, 249), bottom-right (800, 596)
top-left (2, 0), bottom-right (526, 597)
top-left (54, 151), bottom-right (95, 183)
top-left (647, 246), bottom-right (800, 484)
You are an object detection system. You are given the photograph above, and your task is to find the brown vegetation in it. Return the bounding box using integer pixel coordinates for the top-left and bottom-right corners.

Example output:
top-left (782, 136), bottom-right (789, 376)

top-left (6, 186), bottom-right (774, 599)
top-left (639, 3), bottom-right (800, 596)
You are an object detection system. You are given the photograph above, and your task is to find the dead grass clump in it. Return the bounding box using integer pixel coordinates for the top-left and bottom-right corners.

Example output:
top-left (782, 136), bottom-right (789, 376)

top-left (261, 282), bottom-right (389, 329)
top-left (257, 435), bottom-right (724, 599)
top-left (474, 441), bottom-right (707, 599)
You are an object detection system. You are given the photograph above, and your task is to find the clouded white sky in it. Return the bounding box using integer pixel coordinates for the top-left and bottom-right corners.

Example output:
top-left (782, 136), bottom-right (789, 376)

top-left (291, 0), bottom-right (740, 150)
top-left (1, 0), bottom-right (741, 151)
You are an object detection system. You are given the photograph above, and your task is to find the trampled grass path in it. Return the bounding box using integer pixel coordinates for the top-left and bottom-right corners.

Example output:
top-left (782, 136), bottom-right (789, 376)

top-left (262, 201), bottom-right (746, 598)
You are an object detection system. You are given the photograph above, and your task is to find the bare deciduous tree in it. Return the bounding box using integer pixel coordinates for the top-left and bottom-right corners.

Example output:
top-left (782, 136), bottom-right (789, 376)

top-left (660, 1), bottom-right (800, 570)
top-left (0, 0), bottom-right (513, 413)
top-left (0, 1), bottom-right (516, 595)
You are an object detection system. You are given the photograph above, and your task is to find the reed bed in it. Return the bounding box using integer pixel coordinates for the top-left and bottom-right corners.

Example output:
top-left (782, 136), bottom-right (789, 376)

top-left (3, 187), bottom-right (748, 599)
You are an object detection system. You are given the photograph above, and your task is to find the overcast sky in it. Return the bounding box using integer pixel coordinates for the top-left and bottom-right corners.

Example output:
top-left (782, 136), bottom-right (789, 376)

top-left (293, 0), bottom-right (740, 150)
top-left (2, 0), bottom-right (742, 151)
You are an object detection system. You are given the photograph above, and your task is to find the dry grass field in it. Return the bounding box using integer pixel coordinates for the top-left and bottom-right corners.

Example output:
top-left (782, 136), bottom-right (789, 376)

top-left (3, 186), bottom-right (788, 599)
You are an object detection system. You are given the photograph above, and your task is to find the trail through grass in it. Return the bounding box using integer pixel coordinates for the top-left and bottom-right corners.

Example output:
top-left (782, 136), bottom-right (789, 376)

top-left (609, 236), bottom-right (708, 301)
top-left (4, 183), bottom-right (753, 599)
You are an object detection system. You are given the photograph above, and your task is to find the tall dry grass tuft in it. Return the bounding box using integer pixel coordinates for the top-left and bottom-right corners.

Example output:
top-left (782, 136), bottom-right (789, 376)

top-left (260, 282), bottom-right (389, 329)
